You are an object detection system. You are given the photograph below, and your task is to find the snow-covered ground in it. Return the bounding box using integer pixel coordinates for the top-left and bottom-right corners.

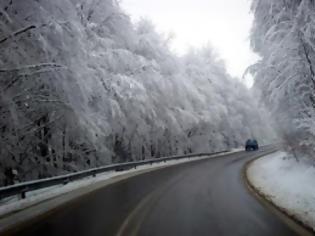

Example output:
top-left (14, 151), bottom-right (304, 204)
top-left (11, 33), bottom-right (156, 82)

top-left (247, 151), bottom-right (315, 231)
top-left (0, 150), bottom-right (239, 218)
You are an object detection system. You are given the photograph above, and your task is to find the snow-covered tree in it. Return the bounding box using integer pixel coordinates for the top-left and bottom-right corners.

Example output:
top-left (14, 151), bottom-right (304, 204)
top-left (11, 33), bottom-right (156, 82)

top-left (250, 0), bottom-right (315, 159)
top-left (0, 0), bottom-right (273, 185)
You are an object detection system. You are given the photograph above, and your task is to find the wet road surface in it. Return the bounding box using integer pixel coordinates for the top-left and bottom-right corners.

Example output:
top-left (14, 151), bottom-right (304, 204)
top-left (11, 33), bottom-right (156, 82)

top-left (4, 149), bottom-right (297, 236)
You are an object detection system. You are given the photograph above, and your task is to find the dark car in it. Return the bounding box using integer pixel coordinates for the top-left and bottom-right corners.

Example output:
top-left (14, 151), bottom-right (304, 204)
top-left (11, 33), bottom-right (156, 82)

top-left (245, 139), bottom-right (259, 151)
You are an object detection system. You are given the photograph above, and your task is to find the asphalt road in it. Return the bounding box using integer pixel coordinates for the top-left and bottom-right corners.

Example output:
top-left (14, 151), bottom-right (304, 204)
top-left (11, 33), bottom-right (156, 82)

top-left (4, 149), bottom-right (297, 236)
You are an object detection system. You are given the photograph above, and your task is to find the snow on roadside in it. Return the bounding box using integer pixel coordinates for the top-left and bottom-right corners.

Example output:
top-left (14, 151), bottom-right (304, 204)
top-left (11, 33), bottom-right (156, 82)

top-left (247, 151), bottom-right (315, 231)
top-left (0, 151), bottom-right (237, 218)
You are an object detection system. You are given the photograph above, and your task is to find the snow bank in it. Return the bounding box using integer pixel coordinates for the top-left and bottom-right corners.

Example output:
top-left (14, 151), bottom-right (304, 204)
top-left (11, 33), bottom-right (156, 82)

top-left (248, 151), bottom-right (315, 230)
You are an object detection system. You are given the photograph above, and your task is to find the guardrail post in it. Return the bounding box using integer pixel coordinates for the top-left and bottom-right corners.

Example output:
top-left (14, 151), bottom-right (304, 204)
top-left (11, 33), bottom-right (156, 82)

top-left (63, 178), bottom-right (70, 185)
top-left (21, 187), bottom-right (28, 199)
top-left (92, 170), bottom-right (96, 177)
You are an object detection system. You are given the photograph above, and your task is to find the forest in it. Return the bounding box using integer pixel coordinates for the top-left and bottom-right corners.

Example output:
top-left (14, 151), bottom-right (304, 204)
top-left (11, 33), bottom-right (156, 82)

top-left (0, 0), bottom-right (274, 185)
top-left (250, 0), bottom-right (315, 160)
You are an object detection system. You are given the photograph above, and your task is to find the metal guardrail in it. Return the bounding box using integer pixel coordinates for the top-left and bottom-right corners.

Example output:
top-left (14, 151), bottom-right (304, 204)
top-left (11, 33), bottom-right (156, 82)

top-left (0, 150), bottom-right (230, 200)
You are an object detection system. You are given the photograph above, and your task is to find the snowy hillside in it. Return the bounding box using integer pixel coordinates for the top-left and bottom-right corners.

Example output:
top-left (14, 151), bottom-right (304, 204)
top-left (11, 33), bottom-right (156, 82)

top-left (0, 0), bottom-right (273, 185)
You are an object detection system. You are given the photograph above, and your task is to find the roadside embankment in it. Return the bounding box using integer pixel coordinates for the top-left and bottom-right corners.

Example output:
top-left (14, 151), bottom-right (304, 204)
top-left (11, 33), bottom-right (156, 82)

top-left (246, 151), bottom-right (315, 233)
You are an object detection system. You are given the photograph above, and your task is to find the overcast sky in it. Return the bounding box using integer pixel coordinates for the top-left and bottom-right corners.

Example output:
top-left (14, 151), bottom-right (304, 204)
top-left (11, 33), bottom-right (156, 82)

top-left (121, 0), bottom-right (258, 84)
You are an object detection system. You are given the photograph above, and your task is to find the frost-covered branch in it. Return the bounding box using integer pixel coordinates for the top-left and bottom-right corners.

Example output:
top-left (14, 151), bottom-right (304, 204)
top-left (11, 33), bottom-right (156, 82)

top-left (1, 63), bottom-right (67, 91)
top-left (250, 0), bottom-right (315, 159)
top-left (0, 63), bottom-right (66, 73)
top-left (22, 115), bottom-right (64, 136)
top-left (301, 39), bottom-right (315, 87)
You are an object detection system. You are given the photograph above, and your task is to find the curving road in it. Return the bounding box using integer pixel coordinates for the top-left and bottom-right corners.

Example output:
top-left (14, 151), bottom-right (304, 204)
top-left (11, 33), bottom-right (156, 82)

top-left (3, 149), bottom-right (298, 236)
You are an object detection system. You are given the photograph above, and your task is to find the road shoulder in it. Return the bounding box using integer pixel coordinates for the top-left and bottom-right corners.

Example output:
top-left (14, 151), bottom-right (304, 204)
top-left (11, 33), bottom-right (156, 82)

top-left (244, 154), bottom-right (314, 236)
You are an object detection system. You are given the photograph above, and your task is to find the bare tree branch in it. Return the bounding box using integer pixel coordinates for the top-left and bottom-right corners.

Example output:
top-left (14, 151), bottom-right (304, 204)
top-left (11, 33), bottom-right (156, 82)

top-left (0, 8), bottom-right (13, 23)
top-left (0, 25), bottom-right (36, 44)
